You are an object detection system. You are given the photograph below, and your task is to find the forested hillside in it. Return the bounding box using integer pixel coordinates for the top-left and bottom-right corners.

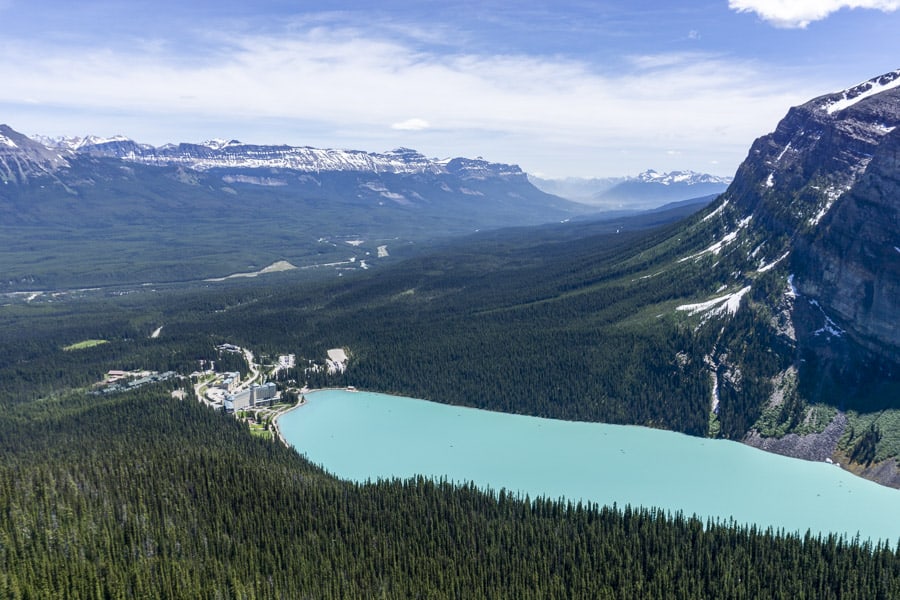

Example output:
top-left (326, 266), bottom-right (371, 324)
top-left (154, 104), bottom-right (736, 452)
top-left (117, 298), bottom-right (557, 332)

top-left (2, 200), bottom-right (899, 596)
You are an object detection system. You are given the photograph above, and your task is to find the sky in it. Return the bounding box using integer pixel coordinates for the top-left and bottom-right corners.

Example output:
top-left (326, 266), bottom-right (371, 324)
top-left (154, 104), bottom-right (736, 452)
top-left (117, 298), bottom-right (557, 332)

top-left (1, 1), bottom-right (898, 178)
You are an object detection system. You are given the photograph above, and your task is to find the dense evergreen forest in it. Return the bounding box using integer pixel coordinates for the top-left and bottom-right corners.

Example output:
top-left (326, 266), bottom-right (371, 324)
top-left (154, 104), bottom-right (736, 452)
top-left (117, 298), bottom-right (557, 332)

top-left (2, 205), bottom-right (899, 596)
top-left (2, 389), bottom-right (898, 598)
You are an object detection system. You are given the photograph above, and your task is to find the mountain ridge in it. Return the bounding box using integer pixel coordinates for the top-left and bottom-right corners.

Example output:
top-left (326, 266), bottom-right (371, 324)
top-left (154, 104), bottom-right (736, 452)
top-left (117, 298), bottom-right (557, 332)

top-left (702, 69), bottom-right (900, 356)
top-left (23, 130), bottom-right (526, 179)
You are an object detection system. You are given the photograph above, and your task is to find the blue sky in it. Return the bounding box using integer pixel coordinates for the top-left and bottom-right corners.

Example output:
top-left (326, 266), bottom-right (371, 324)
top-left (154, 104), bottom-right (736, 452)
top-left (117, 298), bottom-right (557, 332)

top-left (1, 0), bottom-right (898, 177)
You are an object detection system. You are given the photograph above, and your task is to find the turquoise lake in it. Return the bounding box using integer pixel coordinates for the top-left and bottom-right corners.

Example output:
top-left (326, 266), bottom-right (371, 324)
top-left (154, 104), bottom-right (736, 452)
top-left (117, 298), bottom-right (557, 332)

top-left (278, 389), bottom-right (900, 543)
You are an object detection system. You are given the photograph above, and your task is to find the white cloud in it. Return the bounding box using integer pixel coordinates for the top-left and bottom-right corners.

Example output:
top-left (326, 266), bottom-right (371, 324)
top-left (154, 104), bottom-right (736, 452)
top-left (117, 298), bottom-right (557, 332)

top-left (729, 0), bottom-right (900, 28)
top-left (391, 118), bottom-right (430, 131)
top-left (0, 25), bottom-right (820, 176)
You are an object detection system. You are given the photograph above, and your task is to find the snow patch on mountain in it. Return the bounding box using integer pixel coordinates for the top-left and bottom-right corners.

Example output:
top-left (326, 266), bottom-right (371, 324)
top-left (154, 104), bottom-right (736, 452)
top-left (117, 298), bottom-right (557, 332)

top-left (786, 274), bottom-right (798, 299)
top-left (221, 174), bottom-right (287, 186)
top-left (810, 300), bottom-right (845, 338)
top-left (701, 198), bottom-right (730, 222)
top-left (203, 139), bottom-right (242, 150)
top-left (808, 185), bottom-right (848, 226)
top-left (820, 70), bottom-right (900, 115)
top-left (680, 215), bottom-right (751, 263)
top-left (380, 191), bottom-right (409, 203)
top-left (677, 286), bottom-right (751, 318)
top-left (758, 251), bottom-right (789, 273)
top-left (773, 142), bottom-right (792, 163)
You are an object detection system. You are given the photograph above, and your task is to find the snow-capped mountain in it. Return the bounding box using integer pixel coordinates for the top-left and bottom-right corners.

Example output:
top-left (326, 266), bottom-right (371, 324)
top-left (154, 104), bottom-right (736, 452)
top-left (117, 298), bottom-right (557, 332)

top-left (593, 70), bottom-right (900, 485)
top-left (35, 134), bottom-right (139, 152)
top-left (0, 124), bottom-right (70, 184)
top-left (32, 134), bottom-right (527, 181)
top-left (77, 139), bottom-right (448, 175)
top-left (681, 69), bottom-right (900, 355)
top-left (633, 169), bottom-right (732, 186)
top-left (530, 170), bottom-right (731, 209)
top-left (593, 170), bottom-right (731, 209)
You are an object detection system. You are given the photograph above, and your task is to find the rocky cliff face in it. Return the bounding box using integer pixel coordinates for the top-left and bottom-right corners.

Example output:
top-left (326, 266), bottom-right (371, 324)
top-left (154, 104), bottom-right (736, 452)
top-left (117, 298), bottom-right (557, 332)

top-left (712, 70), bottom-right (900, 359)
top-left (671, 71), bottom-right (900, 485)
top-left (797, 128), bottom-right (900, 359)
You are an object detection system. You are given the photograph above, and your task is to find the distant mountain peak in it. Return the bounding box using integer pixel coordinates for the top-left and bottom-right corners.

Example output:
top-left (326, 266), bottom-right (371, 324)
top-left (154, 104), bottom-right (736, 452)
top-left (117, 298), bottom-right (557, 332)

top-left (633, 169), bottom-right (732, 186)
top-left (35, 133), bottom-right (136, 151)
top-left (202, 139), bottom-right (242, 150)
top-left (0, 124), bottom-right (70, 183)
top-left (529, 169), bottom-right (730, 208)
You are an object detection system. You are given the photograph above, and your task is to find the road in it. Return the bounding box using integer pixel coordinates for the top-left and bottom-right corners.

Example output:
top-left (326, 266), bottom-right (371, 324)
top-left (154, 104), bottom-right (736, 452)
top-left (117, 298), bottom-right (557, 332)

top-left (193, 344), bottom-right (263, 407)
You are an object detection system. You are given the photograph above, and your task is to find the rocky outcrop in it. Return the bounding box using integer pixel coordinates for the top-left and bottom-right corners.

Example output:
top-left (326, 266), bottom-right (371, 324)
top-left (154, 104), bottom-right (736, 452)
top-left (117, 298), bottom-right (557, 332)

top-left (743, 413), bottom-right (847, 462)
top-left (837, 456), bottom-right (900, 489)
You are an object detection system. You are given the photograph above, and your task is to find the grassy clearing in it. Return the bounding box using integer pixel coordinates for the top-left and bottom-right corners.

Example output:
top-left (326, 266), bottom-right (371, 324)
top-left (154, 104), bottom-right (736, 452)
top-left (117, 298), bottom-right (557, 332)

top-left (248, 422), bottom-right (273, 441)
top-left (62, 339), bottom-right (109, 351)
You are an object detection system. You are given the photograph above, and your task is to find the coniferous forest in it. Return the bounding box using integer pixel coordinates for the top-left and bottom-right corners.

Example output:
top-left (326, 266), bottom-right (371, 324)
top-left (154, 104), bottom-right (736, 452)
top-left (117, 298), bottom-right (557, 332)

top-left (2, 390), bottom-right (899, 599)
top-left (1, 207), bottom-right (899, 597)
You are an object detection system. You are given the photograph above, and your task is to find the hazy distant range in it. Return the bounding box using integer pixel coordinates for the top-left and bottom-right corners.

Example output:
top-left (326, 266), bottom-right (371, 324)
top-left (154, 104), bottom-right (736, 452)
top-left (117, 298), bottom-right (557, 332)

top-left (529, 170), bottom-right (732, 210)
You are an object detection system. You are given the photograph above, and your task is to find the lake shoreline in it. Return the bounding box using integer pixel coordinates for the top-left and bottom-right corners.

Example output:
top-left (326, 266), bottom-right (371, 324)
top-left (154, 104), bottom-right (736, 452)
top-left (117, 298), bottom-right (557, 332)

top-left (276, 389), bottom-right (900, 543)
top-left (273, 387), bottom-right (352, 448)
top-left (276, 388), bottom-right (900, 490)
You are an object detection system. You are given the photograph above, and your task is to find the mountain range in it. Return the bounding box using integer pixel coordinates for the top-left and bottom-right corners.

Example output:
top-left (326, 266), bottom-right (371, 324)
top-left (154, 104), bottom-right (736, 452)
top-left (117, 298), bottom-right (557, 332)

top-left (0, 126), bottom-right (594, 289)
top-left (1, 125), bottom-right (550, 191)
top-left (0, 125), bottom-right (731, 290)
top-left (530, 170), bottom-right (732, 208)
